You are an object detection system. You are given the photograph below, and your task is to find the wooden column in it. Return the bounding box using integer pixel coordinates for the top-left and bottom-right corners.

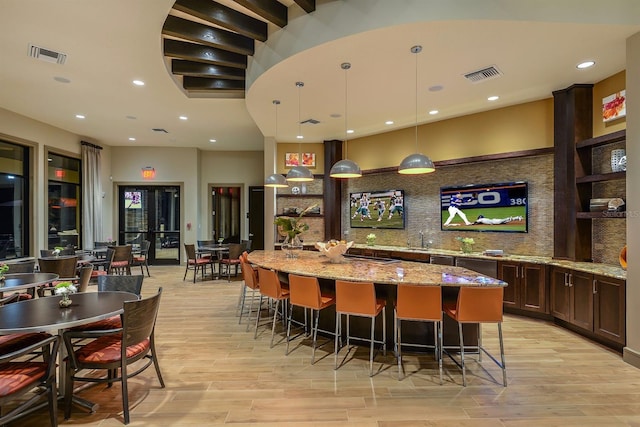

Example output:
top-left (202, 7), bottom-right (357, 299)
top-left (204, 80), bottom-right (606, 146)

top-left (552, 84), bottom-right (593, 261)
top-left (323, 139), bottom-right (342, 240)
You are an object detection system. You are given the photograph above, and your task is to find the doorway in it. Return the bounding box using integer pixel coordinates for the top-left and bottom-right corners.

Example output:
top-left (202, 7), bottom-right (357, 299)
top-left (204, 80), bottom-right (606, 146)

top-left (211, 186), bottom-right (241, 243)
top-left (118, 185), bottom-right (180, 265)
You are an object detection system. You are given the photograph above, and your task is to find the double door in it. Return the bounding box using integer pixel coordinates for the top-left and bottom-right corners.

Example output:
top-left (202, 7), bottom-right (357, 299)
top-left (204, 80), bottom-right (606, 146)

top-left (118, 186), bottom-right (180, 265)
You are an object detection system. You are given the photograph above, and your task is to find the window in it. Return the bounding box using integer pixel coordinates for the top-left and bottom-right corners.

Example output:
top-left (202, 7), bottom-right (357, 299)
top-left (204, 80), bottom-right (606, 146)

top-left (47, 153), bottom-right (81, 250)
top-left (0, 140), bottom-right (30, 260)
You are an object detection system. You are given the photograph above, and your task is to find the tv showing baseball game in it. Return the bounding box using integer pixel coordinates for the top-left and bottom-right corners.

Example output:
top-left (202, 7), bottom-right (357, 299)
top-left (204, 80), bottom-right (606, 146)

top-left (440, 181), bottom-right (528, 233)
top-left (350, 190), bottom-right (405, 229)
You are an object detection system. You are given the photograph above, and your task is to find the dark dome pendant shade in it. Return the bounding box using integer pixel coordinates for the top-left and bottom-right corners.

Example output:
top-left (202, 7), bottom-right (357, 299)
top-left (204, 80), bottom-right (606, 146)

top-left (330, 62), bottom-right (362, 179)
top-left (398, 45), bottom-right (435, 175)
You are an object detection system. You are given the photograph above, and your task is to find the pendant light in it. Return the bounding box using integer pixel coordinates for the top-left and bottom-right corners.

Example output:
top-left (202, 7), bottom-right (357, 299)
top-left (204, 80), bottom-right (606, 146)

top-left (330, 62), bottom-right (362, 178)
top-left (264, 100), bottom-right (288, 188)
top-left (286, 81), bottom-right (314, 182)
top-left (398, 45), bottom-right (435, 175)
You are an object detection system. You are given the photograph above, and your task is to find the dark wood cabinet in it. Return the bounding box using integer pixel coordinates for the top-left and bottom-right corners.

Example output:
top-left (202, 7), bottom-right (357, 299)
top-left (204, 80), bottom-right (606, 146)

top-left (550, 267), bottom-right (625, 346)
top-left (499, 261), bottom-right (547, 314)
top-left (593, 275), bottom-right (626, 345)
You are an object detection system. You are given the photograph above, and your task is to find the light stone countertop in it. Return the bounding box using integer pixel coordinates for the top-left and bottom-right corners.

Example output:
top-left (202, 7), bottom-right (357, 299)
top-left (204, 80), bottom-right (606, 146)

top-left (349, 243), bottom-right (627, 280)
top-left (248, 250), bottom-right (506, 287)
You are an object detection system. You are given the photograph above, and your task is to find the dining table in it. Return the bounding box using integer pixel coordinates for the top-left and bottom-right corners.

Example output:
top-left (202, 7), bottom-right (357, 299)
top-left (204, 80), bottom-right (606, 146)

top-left (0, 291), bottom-right (138, 412)
top-left (0, 272), bottom-right (59, 295)
top-left (198, 244), bottom-right (230, 279)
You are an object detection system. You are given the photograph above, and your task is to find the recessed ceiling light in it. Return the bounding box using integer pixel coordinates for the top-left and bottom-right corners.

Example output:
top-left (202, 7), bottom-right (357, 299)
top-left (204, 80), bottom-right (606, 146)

top-left (576, 60), bottom-right (595, 69)
top-left (385, 120), bottom-right (394, 125)
top-left (128, 137), bottom-right (136, 141)
top-left (296, 135), bottom-right (304, 139)
top-left (209, 139), bottom-right (216, 143)
top-left (179, 116), bottom-right (188, 120)
top-left (487, 96), bottom-right (499, 102)
top-left (53, 76), bottom-right (71, 84)
top-left (347, 129), bottom-right (354, 134)
top-left (429, 110), bottom-right (439, 115)
top-left (428, 85), bottom-right (444, 92)
top-left (75, 114), bottom-right (85, 119)
top-left (132, 80), bottom-right (145, 86)
top-left (47, 158), bottom-right (52, 162)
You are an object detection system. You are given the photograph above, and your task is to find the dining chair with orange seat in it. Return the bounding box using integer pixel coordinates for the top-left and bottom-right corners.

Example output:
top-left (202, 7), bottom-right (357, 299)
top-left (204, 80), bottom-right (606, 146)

top-left (395, 283), bottom-right (443, 383)
top-left (255, 267), bottom-right (290, 347)
top-left (90, 247), bottom-right (115, 281)
top-left (37, 255), bottom-right (78, 296)
top-left (219, 242), bottom-right (245, 281)
top-left (443, 286), bottom-right (507, 386)
top-left (62, 288), bottom-right (164, 425)
top-left (130, 239), bottom-right (151, 277)
top-left (238, 254), bottom-right (260, 329)
top-left (0, 333), bottom-right (60, 426)
top-left (109, 245), bottom-right (133, 275)
top-left (286, 274), bottom-right (336, 364)
top-left (183, 243), bottom-right (215, 282)
top-left (334, 280), bottom-right (387, 377)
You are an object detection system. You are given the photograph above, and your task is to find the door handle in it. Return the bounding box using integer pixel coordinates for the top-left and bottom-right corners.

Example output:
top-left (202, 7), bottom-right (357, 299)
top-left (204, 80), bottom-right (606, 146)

top-left (593, 279), bottom-right (597, 294)
top-left (568, 273), bottom-right (573, 287)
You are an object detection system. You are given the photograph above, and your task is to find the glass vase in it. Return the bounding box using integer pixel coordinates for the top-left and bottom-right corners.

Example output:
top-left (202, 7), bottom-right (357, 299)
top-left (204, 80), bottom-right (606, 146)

top-left (460, 242), bottom-right (473, 254)
top-left (283, 234), bottom-right (303, 258)
top-left (59, 293), bottom-right (72, 308)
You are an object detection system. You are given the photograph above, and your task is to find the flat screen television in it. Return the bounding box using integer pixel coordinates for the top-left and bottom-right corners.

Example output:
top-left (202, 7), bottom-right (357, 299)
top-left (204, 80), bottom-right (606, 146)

top-left (440, 181), bottom-right (528, 233)
top-left (350, 189), bottom-right (405, 229)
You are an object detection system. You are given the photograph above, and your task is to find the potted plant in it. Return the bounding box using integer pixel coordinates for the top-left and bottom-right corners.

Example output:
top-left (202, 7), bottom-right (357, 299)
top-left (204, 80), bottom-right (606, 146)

top-left (274, 204), bottom-right (317, 258)
top-left (54, 281), bottom-right (77, 307)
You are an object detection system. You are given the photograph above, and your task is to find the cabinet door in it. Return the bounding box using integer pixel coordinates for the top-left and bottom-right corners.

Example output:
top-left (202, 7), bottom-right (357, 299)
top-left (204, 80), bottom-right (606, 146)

top-left (569, 270), bottom-right (594, 330)
top-left (550, 267), bottom-right (570, 320)
top-left (521, 264), bottom-right (547, 313)
top-left (594, 275), bottom-right (626, 345)
top-left (498, 262), bottom-right (519, 308)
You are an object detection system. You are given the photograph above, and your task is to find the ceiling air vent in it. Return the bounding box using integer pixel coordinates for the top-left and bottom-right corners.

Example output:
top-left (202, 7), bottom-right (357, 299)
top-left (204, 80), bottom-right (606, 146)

top-left (28, 44), bottom-right (67, 65)
top-left (300, 118), bottom-right (320, 125)
top-left (463, 65), bottom-right (502, 83)
top-left (152, 128), bottom-right (169, 133)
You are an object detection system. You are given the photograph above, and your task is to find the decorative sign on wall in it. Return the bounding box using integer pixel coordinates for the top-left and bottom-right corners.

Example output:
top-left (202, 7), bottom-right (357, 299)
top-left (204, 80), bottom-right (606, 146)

top-left (602, 90), bottom-right (626, 122)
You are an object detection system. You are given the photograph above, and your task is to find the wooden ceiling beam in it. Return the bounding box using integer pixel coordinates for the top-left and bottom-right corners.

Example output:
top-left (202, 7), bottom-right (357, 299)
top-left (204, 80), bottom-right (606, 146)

top-left (183, 76), bottom-right (246, 91)
top-left (233, 0), bottom-right (287, 28)
top-left (163, 15), bottom-right (254, 56)
top-left (293, 0), bottom-right (315, 13)
top-left (164, 39), bottom-right (247, 69)
top-left (172, 0), bottom-right (268, 42)
top-left (171, 60), bottom-right (246, 80)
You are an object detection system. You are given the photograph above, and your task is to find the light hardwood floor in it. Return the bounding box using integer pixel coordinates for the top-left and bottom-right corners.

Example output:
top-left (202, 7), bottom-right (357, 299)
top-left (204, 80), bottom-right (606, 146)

top-left (16, 265), bottom-right (640, 426)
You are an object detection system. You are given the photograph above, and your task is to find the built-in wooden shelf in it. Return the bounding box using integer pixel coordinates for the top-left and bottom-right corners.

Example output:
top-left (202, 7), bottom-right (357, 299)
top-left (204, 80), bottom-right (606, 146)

top-left (576, 171), bottom-right (625, 184)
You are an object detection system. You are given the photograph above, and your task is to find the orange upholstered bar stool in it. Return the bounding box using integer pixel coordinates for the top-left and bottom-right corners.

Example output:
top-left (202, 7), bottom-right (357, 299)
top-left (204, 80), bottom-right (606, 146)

top-left (334, 280), bottom-right (386, 377)
top-left (286, 274), bottom-right (336, 364)
top-left (395, 284), bottom-right (443, 383)
top-left (443, 286), bottom-right (507, 386)
top-left (238, 254), bottom-right (260, 330)
top-left (255, 267), bottom-right (290, 348)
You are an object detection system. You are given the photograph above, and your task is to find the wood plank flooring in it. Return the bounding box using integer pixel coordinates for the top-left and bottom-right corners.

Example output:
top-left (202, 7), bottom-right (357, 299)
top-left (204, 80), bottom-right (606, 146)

top-left (15, 265), bottom-right (640, 426)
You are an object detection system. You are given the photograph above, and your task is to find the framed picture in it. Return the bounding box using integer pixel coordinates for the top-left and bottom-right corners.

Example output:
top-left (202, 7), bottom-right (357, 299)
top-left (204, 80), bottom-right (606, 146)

top-left (302, 152), bottom-right (316, 168)
top-left (285, 152), bottom-right (300, 167)
top-left (602, 90), bottom-right (626, 122)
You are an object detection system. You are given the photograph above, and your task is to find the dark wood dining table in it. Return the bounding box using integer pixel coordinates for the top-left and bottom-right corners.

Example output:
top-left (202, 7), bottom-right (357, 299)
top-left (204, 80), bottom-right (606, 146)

top-left (0, 291), bottom-right (138, 411)
top-left (0, 272), bottom-right (59, 293)
top-left (198, 244), bottom-right (230, 278)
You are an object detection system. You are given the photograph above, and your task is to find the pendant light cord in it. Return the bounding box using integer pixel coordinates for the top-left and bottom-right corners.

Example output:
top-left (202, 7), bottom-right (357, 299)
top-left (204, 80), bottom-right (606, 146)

top-left (413, 45), bottom-right (421, 153)
top-left (296, 81), bottom-right (304, 159)
top-left (342, 62), bottom-right (351, 158)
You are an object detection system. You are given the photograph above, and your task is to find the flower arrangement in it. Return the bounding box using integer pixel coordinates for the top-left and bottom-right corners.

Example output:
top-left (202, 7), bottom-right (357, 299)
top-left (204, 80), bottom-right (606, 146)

top-left (54, 281), bottom-right (77, 295)
top-left (274, 204), bottom-right (317, 239)
top-left (0, 262), bottom-right (8, 280)
top-left (456, 236), bottom-right (475, 253)
top-left (366, 233), bottom-right (377, 246)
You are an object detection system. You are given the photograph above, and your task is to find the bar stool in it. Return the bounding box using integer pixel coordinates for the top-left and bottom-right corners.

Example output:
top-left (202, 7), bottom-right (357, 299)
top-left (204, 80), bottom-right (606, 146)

top-left (395, 284), bottom-right (443, 383)
top-left (255, 268), bottom-right (290, 348)
top-left (238, 253), bottom-right (260, 330)
top-left (443, 286), bottom-right (507, 386)
top-left (334, 280), bottom-right (386, 377)
top-left (286, 274), bottom-right (336, 364)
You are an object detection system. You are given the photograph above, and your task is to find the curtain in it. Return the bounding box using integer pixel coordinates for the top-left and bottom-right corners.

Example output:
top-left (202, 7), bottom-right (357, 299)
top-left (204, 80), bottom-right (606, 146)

top-left (81, 142), bottom-right (102, 249)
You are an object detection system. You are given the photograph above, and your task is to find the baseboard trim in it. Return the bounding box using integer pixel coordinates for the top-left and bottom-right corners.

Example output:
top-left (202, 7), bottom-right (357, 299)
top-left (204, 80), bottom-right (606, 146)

top-left (623, 346), bottom-right (640, 369)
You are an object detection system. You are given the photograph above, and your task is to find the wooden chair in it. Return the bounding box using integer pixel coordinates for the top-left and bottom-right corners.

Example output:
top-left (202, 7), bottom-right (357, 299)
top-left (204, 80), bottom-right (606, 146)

top-left (131, 239), bottom-right (151, 276)
top-left (37, 255), bottom-right (78, 296)
top-left (76, 264), bottom-right (94, 293)
top-left (90, 247), bottom-right (115, 281)
top-left (62, 288), bottom-right (165, 424)
top-left (0, 333), bottom-right (60, 426)
top-left (395, 284), bottom-right (443, 383)
top-left (443, 286), bottom-right (507, 386)
top-left (255, 267), bottom-right (290, 347)
top-left (287, 274), bottom-right (336, 364)
top-left (109, 245), bottom-right (133, 275)
top-left (6, 259), bottom-right (36, 273)
top-left (183, 243), bottom-right (214, 282)
top-left (219, 242), bottom-right (245, 281)
top-left (334, 280), bottom-right (386, 377)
